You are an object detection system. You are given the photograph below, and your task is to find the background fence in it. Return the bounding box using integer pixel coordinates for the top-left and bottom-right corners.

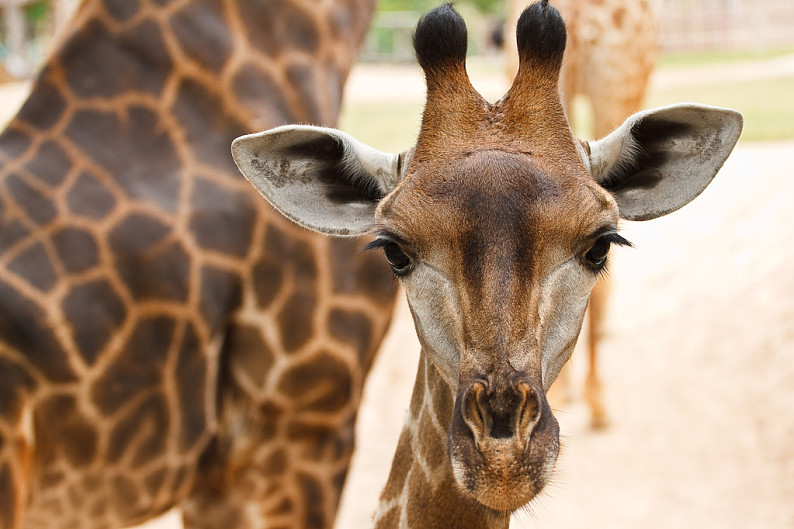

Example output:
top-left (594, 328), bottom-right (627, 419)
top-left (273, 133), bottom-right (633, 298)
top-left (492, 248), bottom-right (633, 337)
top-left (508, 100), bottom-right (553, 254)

top-left (659, 0), bottom-right (794, 52)
top-left (2, 0), bottom-right (794, 75)
top-left (363, 0), bottom-right (794, 61)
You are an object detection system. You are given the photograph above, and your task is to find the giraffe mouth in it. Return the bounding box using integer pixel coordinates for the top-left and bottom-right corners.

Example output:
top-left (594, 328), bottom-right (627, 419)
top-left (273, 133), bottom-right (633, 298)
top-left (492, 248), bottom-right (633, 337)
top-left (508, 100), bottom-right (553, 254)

top-left (448, 378), bottom-right (560, 512)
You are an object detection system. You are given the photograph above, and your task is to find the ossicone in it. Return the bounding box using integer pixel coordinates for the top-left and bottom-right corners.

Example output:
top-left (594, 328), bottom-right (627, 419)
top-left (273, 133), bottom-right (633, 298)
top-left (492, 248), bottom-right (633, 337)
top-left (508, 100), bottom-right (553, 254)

top-left (413, 3), bottom-right (468, 74)
top-left (516, 0), bottom-right (566, 73)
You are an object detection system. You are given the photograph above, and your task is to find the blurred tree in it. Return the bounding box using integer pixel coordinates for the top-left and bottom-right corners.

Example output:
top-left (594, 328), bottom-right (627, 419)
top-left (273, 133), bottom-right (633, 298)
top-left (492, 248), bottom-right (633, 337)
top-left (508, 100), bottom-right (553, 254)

top-left (25, 0), bottom-right (49, 26)
top-left (1, 0), bottom-right (76, 78)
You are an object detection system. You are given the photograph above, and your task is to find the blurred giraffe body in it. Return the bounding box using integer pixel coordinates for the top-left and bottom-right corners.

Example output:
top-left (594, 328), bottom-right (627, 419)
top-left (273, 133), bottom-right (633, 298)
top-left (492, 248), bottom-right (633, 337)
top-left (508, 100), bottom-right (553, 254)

top-left (0, 1), bottom-right (399, 528)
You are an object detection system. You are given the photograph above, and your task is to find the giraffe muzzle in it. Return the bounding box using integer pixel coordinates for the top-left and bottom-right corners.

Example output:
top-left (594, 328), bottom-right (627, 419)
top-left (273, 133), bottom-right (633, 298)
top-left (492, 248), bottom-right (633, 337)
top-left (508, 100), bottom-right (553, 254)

top-left (448, 377), bottom-right (560, 512)
top-left (461, 379), bottom-right (542, 441)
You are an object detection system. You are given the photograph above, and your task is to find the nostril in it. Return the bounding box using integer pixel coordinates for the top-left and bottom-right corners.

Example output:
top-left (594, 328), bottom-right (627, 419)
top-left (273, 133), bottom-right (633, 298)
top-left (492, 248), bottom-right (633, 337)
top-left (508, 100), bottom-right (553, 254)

top-left (460, 380), bottom-right (546, 441)
top-left (517, 382), bottom-right (542, 433)
top-left (462, 381), bottom-right (488, 439)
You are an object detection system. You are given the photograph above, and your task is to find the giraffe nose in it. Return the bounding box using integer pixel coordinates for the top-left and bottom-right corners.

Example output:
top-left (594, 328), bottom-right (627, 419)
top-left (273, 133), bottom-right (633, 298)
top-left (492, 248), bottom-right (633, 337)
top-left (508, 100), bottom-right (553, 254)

top-left (460, 379), bottom-right (543, 441)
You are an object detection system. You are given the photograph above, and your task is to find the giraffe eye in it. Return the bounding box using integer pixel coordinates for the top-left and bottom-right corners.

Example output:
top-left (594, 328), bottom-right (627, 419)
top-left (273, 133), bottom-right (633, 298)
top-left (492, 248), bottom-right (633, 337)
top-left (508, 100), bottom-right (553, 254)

top-left (584, 232), bottom-right (633, 271)
top-left (382, 241), bottom-right (413, 276)
top-left (363, 235), bottom-right (416, 277)
top-left (585, 237), bottom-right (611, 268)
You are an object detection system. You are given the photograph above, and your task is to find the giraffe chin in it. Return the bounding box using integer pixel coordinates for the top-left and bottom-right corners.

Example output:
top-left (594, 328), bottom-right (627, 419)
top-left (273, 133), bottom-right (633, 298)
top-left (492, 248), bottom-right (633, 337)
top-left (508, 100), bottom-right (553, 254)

top-left (448, 382), bottom-right (560, 512)
top-left (449, 432), bottom-right (560, 512)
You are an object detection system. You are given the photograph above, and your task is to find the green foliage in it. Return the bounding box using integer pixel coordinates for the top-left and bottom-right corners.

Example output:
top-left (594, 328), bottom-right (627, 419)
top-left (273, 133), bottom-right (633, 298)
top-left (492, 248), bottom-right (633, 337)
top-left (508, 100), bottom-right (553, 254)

top-left (467, 0), bottom-right (505, 15)
top-left (378, 0), bottom-right (435, 12)
top-left (658, 47), bottom-right (794, 68)
top-left (24, 1), bottom-right (49, 26)
top-left (339, 100), bottom-right (422, 152)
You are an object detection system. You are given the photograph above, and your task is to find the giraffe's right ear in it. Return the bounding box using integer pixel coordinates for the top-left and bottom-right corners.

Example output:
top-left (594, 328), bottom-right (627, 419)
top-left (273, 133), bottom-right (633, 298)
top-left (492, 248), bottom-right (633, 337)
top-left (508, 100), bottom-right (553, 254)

top-left (232, 125), bottom-right (405, 236)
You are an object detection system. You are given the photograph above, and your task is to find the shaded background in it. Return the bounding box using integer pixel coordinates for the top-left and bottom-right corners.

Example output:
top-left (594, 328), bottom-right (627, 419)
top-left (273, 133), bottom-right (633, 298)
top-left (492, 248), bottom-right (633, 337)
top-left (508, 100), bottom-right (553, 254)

top-left (1, 1), bottom-right (792, 528)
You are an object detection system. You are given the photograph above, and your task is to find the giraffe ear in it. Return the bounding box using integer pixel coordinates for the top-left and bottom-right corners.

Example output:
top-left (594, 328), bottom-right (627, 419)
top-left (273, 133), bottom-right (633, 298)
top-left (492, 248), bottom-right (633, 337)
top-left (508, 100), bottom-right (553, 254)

top-left (587, 103), bottom-right (743, 221)
top-left (232, 125), bottom-right (404, 236)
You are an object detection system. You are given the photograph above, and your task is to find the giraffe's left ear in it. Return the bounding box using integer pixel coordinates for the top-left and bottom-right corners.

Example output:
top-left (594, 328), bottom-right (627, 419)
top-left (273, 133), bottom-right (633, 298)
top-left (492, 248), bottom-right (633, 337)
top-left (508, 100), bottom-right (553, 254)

top-left (232, 125), bottom-right (404, 236)
top-left (587, 103), bottom-right (743, 221)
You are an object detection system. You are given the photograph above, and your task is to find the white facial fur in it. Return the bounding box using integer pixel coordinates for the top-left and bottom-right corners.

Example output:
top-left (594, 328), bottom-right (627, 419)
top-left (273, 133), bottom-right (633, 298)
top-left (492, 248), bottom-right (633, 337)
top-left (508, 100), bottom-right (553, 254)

top-left (535, 259), bottom-right (595, 390)
top-left (401, 254), bottom-right (598, 393)
top-left (402, 265), bottom-right (464, 390)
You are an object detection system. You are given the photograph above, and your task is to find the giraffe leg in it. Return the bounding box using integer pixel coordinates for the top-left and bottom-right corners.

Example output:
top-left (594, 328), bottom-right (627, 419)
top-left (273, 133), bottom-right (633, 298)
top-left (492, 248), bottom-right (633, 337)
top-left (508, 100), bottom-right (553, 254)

top-left (583, 91), bottom-right (642, 429)
top-left (544, 41), bottom-right (582, 416)
top-left (585, 89), bottom-right (650, 430)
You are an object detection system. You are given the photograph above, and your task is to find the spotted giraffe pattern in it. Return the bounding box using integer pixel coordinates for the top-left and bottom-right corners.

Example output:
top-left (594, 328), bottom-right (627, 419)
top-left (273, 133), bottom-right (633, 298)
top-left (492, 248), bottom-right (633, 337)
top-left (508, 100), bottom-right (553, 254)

top-left (0, 1), bottom-right (398, 528)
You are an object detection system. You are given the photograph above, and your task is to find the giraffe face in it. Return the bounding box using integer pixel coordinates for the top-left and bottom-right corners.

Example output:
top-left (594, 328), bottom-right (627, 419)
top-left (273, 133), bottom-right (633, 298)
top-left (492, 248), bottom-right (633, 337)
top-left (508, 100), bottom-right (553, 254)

top-left (374, 150), bottom-right (619, 391)
top-left (233, 1), bottom-right (742, 516)
top-left (234, 100), bottom-right (742, 515)
top-left (371, 145), bottom-right (622, 510)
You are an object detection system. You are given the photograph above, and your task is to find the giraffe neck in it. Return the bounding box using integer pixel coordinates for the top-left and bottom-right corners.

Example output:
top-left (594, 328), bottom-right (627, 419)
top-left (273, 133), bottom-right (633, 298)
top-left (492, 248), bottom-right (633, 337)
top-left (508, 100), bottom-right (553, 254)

top-left (373, 350), bottom-right (511, 529)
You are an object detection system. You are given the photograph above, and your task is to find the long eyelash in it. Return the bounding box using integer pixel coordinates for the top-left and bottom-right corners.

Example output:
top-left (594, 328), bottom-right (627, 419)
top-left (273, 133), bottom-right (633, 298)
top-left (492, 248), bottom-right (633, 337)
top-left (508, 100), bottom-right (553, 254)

top-left (362, 238), bottom-right (389, 253)
top-left (591, 232), bottom-right (634, 279)
top-left (602, 231), bottom-right (634, 248)
top-left (361, 231), bottom-right (409, 253)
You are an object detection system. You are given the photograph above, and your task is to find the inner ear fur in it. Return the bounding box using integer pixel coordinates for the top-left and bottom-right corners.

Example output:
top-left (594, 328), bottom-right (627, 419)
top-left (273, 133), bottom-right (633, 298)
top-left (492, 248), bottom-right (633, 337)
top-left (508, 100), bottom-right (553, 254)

top-left (588, 103), bottom-right (743, 221)
top-left (232, 125), bottom-right (401, 236)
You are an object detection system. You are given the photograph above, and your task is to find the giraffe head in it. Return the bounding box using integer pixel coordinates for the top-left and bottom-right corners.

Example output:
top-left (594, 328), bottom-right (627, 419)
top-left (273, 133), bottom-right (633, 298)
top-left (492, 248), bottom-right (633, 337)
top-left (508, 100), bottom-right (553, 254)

top-left (232, 1), bottom-right (742, 513)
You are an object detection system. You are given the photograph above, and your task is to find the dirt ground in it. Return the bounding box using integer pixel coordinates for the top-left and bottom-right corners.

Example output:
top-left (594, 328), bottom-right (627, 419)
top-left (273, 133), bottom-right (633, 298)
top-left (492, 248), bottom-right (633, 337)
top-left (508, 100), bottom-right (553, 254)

top-left (1, 57), bottom-right (792, 529)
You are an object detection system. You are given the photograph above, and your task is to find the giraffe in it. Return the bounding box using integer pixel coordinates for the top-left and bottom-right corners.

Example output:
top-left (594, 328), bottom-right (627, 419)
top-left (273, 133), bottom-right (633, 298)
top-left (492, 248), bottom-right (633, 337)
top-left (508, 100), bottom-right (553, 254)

top-left (505, 0), bottom-right (660, 428)
top-left (0, 0), bottom-right (399, 528)
top-left (232, 2), bottom-right (742, 527)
